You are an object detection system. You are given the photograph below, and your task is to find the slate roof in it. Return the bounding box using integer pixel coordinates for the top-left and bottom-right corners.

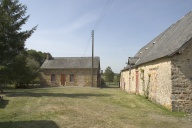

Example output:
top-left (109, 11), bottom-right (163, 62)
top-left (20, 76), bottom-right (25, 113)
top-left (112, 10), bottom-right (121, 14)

top-left (132, 11), bottom-right (192, 66)
top-left (121, 65), bottom-right (130, 71)
top-left (128, 57), bottom-right (140, 65)
top-left (40, 57), bottom-right (100, 69)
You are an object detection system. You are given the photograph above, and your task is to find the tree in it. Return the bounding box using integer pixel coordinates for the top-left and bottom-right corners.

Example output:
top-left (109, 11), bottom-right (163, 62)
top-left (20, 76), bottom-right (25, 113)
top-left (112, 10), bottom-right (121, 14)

top-left (27, 49), bottom-right (47, 66)
top-left (114, 73), bottom-right (120, 83)
top-left (11, 50), bottom-right (46, 88)
top-left (9, 51), bottom-right (29, 87)
top-left (104, 66), bottom-right (114, 82)
top-left (9, 49), bottom-right (47, 88)
top-left (0, 0), bottom-right (37, 87)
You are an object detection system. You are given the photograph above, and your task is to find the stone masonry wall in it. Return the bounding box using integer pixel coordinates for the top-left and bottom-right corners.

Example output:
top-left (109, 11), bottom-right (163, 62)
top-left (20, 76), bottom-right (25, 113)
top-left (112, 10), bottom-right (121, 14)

top-left (138, 58), bottom-right (172, 110)
top-left (130, 68), bottom-right (137, 93)
top-left (121, 42), bottom-right (192, 112)
top-left (171, 40), bottom-right (192, 112)
top-left (120, 69), bottom-right (136, 94)
top-left (40, 69), bottom-right (99, 87)
top-left (120, 70), bottom-right (129, 92)
top-left (121, 58), bottom-right (172, 110)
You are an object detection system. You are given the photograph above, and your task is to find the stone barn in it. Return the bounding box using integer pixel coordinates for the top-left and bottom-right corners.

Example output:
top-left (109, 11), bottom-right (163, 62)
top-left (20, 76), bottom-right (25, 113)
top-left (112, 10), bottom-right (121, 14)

top-left (40, 54), bottom-right (101, 87)
top-left (120, 11), bottom-right (192, 112)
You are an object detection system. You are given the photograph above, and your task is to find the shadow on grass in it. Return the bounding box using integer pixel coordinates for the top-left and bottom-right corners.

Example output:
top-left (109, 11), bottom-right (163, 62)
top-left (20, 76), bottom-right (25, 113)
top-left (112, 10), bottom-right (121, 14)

top-left (101, 85), bottom-right (120, 88)
top-left (0, 99), bottom-right (9, 109)
top-left (4, 92), bottom-right (111, 98)
top-left (0, 120), bottom-right (59, 128)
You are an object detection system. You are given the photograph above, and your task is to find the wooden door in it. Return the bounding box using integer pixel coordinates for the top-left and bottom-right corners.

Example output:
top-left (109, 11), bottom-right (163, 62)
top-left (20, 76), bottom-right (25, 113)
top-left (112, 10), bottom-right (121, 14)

top-left (61, 74), bottom-right (66, 86)
top-left (136, 70), bottom-right (139, 94)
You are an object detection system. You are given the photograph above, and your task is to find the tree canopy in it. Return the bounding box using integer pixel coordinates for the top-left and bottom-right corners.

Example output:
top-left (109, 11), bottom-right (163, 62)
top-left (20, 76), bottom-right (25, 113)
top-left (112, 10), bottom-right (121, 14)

top-left (27, 49), bottom-right (47, 66)
top-left (114, 73), bottom-right (120, 83)
top-left (104, 66), bottom-right (114, 82)
top-left (0, 0), bottom-right (37, 86)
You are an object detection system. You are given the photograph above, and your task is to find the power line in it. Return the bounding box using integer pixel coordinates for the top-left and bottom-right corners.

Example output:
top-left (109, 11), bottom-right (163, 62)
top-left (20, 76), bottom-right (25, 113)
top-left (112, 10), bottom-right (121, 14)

top-left (82, 36), bottom-right (91, 56)
top-left (94, 0), bottom-right (113, 31)
top-left (82, 0), bottom-right (114, 56)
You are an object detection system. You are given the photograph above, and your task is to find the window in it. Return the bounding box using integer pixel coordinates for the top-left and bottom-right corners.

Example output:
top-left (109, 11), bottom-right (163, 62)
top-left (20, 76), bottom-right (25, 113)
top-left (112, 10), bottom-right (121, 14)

top-left (70, 74), bottom-right (75, 82)
top-left (51, 74), bottom-right (56, 82)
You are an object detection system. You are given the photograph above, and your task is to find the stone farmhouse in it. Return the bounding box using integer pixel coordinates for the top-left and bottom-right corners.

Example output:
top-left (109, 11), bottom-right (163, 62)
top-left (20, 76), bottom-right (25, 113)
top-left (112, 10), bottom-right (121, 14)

top-left (40, 54), bottom-right (101, 87)
top-left (120, 11), bottom-right (192, 112)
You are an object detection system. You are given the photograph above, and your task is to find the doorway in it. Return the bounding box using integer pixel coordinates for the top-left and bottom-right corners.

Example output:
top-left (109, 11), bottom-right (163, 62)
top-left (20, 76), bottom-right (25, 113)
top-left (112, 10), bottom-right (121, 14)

top-left (61, 74), bottom-right (66, 86)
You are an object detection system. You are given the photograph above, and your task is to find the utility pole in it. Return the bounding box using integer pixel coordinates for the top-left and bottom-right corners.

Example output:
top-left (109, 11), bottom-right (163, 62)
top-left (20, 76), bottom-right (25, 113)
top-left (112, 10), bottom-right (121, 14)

top-left (91, 30), bottom-right (94, 87)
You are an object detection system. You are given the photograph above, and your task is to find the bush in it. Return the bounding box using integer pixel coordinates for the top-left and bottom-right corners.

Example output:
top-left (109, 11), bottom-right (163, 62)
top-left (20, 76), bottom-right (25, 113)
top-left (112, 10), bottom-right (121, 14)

top-left (101, 78), bottom-right (106, 86)
top-left (15, 84), bottom-right (29, 89)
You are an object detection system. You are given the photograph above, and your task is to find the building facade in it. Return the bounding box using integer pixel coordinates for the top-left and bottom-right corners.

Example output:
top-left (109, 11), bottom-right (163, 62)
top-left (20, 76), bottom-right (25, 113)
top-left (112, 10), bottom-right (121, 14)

top-left (40, 55), bottom-right (101, 87)
top-left (120, 11), bottom-right (192, 112)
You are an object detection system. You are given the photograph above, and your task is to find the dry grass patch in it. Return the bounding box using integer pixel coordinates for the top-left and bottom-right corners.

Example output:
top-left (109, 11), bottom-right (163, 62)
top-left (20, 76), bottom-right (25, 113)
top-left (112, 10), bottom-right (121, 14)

top-left (0, 87), bottom-right (191, 128)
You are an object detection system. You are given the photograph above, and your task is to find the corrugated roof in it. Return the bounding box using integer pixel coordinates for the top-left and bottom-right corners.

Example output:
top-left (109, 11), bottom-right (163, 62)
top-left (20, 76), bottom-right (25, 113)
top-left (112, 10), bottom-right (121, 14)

top-left (134, 11), bottom-right (192, 65)
top-left (40, 57), bottom-right (100, 69)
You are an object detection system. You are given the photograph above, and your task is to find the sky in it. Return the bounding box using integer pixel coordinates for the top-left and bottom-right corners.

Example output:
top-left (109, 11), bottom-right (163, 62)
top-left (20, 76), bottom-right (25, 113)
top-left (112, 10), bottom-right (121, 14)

top-left (19, 0), bottom-right (192, 73)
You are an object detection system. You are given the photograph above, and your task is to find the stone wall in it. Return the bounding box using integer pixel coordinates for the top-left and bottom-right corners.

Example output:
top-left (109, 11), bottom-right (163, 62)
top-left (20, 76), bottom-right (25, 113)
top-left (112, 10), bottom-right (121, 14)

top-left (120, 69), bottom-right (137, 94)
top-left (121, 42), bottom-right (192, 112)
top-left (171, 40), bottom-right (192, 112)
top-left (120, 70), bottom-right (129, 92)
top-left (137, 58), bottom-right (172, 110)
top-left (130, 68), bottom-right (137, 93)
top-left (40, 69), bottom-right (99, 87)
top-left (121, 57), bottom-right (172, 110)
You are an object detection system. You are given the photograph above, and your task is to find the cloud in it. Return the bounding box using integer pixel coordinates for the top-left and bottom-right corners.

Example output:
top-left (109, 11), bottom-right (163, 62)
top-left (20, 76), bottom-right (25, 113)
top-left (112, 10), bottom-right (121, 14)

top-left (63, 11), bottom-right (98, 34)
top-left (36, 10), bottom-right (98, 36)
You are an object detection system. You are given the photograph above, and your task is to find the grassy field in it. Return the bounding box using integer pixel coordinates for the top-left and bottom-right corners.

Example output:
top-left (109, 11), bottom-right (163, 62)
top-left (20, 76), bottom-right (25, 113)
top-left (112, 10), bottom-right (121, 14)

top-left (0, 87), bottom-right (191, 128)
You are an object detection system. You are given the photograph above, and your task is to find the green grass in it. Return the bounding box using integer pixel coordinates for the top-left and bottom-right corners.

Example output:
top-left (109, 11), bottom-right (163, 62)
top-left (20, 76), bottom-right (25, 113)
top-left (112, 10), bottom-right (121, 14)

top-left (0, 87), bottom-right (191, 128)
